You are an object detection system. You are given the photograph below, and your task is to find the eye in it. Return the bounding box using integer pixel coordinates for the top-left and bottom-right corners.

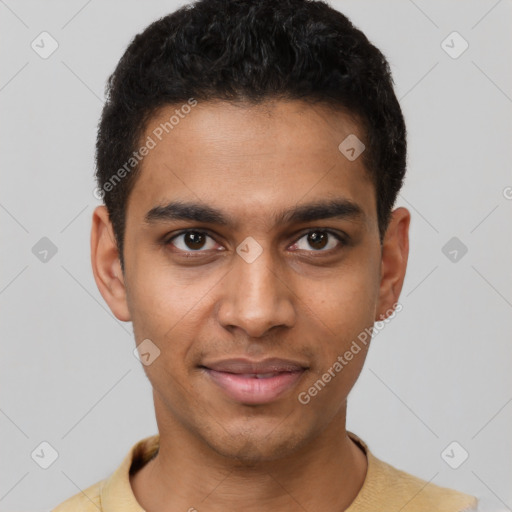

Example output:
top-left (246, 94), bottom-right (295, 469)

top-left (289, 230), bottom-right (344, 252)
top-left (167, 231), bottom-right (220, 252)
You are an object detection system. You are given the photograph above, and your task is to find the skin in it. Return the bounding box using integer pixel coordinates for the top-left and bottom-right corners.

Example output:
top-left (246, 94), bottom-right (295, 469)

top-left (91, 99), bottom-right (410, 512)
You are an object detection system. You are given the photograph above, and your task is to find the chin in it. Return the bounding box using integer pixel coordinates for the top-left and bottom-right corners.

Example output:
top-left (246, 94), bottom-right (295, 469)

top-left (202, 420), bottom-right (310, 464)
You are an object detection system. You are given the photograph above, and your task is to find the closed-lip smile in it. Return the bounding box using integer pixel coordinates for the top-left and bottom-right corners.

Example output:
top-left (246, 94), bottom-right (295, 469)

top-left (201, 357), bottom-right (308, 404)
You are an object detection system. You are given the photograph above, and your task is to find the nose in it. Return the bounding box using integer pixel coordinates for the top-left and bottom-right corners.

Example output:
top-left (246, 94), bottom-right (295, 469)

top-left (216, 245), bottom-right (296, 338)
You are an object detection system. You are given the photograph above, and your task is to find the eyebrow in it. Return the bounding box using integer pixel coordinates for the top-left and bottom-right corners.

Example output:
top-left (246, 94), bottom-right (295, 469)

top-left (144, 198), bottom-right (365, 227)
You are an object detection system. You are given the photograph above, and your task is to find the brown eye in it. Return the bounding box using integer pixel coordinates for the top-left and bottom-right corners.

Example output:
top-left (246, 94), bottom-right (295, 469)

top-left (168, 231), bottom-right (218, 252)
top-left (290, 230), bottom-right (344, 252)
top-left (184, 232), bottom-right (206, 250)
top-left (307, 231), bottom-right (328, 250)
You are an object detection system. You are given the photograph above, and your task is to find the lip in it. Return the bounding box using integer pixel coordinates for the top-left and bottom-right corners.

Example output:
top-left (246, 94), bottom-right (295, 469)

top-left (201, 358), bottom-right (308, 405)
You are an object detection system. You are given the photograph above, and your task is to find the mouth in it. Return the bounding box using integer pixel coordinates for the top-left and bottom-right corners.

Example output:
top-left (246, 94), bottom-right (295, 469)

top-left (200, 358), bottom-right (308, 405)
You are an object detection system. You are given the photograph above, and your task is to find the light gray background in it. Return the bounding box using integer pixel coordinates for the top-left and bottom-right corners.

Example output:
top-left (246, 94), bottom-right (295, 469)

top-left (1, 1), bottom-right (511, 511)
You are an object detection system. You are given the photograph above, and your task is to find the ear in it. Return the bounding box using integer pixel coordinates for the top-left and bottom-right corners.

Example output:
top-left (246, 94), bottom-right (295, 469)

top-left (375, 207), bottom-right (410, 321)
top-left (90, 205), bottom-right (131, 322)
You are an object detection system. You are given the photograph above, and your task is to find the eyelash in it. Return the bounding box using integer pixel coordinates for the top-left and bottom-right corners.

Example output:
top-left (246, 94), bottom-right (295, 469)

top-left (164, 229), bottom-right (348, 256)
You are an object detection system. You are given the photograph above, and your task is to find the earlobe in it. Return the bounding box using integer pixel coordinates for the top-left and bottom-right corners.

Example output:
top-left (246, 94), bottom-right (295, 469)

top-left (90, 206), bottom-right (131, 322)
top-left (375, 207), bottom-right (410, 321)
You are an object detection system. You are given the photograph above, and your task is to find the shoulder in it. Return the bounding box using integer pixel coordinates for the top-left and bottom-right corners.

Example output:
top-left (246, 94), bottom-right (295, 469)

top-left (50, 434), bottom-right (159, 512)
top-left (371, 455), bottom-right (478, 511)
top-left (51, 479), bottom-right (105, 512)
top-left (347, 432), bottom-right (478, 512)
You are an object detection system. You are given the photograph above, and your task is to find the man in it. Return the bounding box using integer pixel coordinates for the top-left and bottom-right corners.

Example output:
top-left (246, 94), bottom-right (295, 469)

top-left (53, 0), bottom-right (479, 510)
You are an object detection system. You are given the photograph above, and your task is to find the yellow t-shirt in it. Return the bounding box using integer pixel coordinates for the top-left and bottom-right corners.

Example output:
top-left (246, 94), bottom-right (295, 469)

top-left (52, 432), bottom-right (478, 512)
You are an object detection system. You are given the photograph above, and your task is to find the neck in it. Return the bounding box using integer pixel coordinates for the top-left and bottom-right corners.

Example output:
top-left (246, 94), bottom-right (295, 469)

top-left (131, 406), bottom-right (367, 512)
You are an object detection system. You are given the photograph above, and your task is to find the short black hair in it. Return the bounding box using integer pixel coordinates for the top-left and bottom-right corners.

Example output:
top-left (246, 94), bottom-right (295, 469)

top-left (96, 0), bottom-right (407, 267)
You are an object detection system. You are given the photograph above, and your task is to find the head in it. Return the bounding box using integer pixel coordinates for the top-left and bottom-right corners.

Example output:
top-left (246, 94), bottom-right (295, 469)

top-left (92, 0), bottom-right (410, 462)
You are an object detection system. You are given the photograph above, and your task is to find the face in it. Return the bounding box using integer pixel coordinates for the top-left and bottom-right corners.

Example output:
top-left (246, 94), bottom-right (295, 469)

top-left (92, 99), bottom-right (409, 462)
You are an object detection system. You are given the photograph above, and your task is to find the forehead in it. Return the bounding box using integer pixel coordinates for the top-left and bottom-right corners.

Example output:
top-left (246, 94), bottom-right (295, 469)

top-left (126, 100), bottom-right (376, 228)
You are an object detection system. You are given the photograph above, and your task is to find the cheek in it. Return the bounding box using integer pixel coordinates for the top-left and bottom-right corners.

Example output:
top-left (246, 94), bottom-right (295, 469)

top-left (295, 268), bottom-right (376, 412)
top-left (299, 256), bottom-right (380, 344)
top-left (126, 258), bottom-right (224, 386)
top-left (126, 256), bottom-right (211, 337)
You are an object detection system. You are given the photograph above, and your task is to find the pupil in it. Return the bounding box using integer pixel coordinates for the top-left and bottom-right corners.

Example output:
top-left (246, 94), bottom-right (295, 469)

top-left (185, 232), bottom-right (205, 250)
top-left (308, 231), bottom-right (327, 250)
